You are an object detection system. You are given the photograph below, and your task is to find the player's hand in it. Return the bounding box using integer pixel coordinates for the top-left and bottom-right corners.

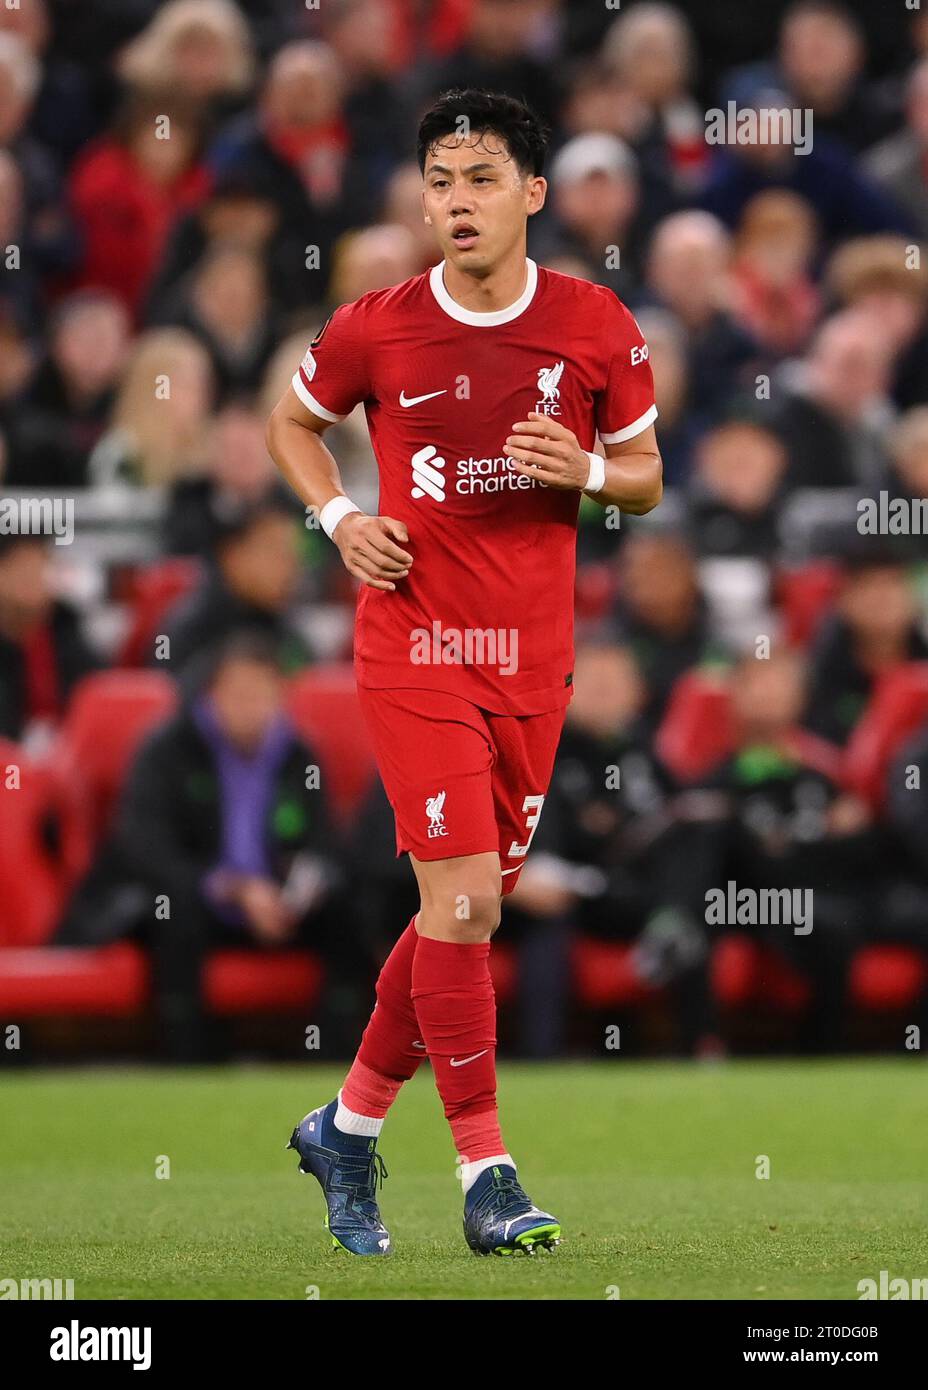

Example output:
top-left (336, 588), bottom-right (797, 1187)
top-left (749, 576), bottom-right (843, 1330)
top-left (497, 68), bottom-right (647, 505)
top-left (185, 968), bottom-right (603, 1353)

top-left (333, 512), bottom-right (413, 591)
top-left (504, 412), bottom-right (594, 491)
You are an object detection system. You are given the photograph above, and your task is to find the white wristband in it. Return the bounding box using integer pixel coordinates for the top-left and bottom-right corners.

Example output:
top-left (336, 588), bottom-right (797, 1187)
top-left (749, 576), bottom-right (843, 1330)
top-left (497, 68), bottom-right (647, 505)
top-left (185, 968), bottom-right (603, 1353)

top-left (583, 450), bottom-right (606, 494)
top-left (319, 496), bottom-right (361, 539)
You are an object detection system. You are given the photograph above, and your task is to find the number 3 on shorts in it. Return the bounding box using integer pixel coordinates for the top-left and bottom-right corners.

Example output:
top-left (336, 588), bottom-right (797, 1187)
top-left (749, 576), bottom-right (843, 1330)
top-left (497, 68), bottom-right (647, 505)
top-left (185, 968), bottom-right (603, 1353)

top-left (508, 794), bottom-right (545, 858)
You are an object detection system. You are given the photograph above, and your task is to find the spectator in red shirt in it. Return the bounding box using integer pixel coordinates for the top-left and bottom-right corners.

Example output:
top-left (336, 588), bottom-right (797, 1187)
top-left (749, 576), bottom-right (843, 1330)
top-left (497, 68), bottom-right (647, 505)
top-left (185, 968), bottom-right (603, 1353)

top-left (69, 89), bottom-right (210, 319)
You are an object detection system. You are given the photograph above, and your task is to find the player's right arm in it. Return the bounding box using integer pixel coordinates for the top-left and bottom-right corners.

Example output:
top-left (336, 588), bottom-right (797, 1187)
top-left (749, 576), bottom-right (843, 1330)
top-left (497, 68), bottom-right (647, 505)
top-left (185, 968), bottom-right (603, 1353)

top-left (266, 301), bottom-right (413, 592)
top-left (266, 388), bottom-right (412, 592)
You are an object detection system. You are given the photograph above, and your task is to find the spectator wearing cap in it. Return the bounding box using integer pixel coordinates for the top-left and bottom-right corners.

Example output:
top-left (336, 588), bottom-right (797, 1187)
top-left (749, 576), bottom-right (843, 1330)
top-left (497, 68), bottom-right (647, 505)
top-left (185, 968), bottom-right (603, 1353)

top-left (59, 632), bottom-right (353, 1062)
top-left (0, 534), bottom-right (101, 745)
top-left (531, 133), bottom-right (643, 302)
top-left (155, 494), bottom-right (311, 677)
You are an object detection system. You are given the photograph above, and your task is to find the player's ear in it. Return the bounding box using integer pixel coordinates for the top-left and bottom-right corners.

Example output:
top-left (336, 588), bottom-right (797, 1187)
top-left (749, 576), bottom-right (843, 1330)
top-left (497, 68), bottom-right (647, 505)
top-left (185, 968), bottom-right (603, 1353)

top-left (421, 188), bottom-right (431, 226)
top-left (526, 175), bottom-right (547, 217)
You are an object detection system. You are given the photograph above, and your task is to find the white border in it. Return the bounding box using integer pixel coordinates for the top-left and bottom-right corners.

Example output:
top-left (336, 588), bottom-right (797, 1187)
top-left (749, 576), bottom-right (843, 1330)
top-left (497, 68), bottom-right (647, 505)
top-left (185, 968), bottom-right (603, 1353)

top-left (428, 258), bottom-right (538, 326)
top-left (599, 403), bottom-right (659, 444)
top-left (291, 369), bottom-right (344, 423)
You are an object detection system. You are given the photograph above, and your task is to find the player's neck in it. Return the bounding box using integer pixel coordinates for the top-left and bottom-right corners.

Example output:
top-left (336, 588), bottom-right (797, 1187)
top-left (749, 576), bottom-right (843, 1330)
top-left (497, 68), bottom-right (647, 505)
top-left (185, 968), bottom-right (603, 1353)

top-left (440, 249), bottom-right (529, 315)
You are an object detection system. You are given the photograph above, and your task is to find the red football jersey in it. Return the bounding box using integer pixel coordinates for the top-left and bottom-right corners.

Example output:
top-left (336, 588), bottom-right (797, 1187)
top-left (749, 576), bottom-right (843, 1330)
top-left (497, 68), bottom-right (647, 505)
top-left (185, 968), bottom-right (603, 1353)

top-left (292, 259), bottom-right (657, 715)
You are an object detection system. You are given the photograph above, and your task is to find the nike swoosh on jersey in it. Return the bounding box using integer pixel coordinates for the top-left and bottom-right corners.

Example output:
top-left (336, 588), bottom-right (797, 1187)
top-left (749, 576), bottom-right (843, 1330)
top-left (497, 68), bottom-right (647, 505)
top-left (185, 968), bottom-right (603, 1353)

top-left (449, 1049), bottom-right (489, 1067)
top-left (399, 389), bottom-right (447, 407)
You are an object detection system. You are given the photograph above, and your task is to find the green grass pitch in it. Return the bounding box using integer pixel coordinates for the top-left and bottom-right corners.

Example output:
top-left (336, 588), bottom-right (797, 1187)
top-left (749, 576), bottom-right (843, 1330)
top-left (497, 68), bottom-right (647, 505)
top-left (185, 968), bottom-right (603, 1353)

top-left (2, 1059), bottom-right (926, 1300)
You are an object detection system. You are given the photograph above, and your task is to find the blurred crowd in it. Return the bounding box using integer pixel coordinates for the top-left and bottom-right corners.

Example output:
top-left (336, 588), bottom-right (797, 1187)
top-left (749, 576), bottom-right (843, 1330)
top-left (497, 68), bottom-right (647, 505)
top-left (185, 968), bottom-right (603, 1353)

top-left (3, 0), bottom-right (928, 1059)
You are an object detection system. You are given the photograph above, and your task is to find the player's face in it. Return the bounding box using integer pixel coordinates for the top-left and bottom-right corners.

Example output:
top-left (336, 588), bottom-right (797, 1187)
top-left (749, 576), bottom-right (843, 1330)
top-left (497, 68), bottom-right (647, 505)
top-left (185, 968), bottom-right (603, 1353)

top-left (421, 134), bottom-right (546, 274)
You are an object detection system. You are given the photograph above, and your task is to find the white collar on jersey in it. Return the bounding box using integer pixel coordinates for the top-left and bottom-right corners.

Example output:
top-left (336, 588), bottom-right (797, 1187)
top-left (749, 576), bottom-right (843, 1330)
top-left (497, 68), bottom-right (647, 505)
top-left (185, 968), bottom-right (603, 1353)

top-left (428, 257), bottom-right (538, 326)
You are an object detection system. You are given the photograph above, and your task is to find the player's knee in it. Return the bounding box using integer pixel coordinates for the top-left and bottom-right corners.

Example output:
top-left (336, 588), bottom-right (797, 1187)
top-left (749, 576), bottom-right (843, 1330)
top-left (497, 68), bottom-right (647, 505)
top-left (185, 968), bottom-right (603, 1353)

top-left (418, 872), bottom-right (502, 943)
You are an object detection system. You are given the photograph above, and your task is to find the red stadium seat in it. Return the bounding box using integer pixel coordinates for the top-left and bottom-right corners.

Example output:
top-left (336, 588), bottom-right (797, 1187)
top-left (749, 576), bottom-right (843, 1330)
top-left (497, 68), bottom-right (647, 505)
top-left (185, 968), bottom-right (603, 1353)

top-left (0, 741), bottom-right (73, 946)
top-left (849, 945), bottom-right (927, 1012)
top-left (287, 665), bottom-right (377, 827)
top-left (204, 950), bottom-right (324, 1015)
top-left (655, 670), bottom-right (735, 782)
top-left (117, 558), bottom-right (203, 668)
top-left (0, 943), bottom-right (149, 1014)
top-left (571, 937), bottom-right (658, 1008)
top-left (842, 662), bottom-right (928, 808)
top-left (711, 937), bottom-right (926, 1015)
top-left (54, 669), bottom-right (177, 855)
top-left (711, 937), bottom-right (810, 1012)
top-left (0, 943), bottom-right (324, 1018)
top-left (775, 562), bottom-right (843, 648)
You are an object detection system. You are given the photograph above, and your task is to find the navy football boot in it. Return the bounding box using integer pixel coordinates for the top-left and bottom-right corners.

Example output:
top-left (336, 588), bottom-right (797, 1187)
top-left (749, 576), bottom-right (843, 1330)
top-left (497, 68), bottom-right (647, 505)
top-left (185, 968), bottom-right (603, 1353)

top-left (286, 1100), bottom-right (391, 1255)
top-left (463, 1163), bottom-right (561, 1256)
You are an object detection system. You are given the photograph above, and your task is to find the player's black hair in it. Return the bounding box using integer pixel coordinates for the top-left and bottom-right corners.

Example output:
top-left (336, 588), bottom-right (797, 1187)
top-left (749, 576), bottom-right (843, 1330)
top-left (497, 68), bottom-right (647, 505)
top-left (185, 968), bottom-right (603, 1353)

top-left (417, 89), bottom-right (550, 178)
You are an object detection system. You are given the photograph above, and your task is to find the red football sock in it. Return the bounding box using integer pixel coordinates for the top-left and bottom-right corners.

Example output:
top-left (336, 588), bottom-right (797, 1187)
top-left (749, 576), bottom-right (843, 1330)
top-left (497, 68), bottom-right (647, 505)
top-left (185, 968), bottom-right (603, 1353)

top-left (410, 934), bottom-right (505, 1163)
top-left (341, 918), bottom-right (425, 1118)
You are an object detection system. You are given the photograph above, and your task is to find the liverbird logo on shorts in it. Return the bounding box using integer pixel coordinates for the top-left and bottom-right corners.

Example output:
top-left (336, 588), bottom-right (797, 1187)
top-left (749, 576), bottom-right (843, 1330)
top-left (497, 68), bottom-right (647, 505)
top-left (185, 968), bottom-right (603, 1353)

top-left (426, 790), bottom-right (448, 838)
top-left (535, 361), bottom-right (564, 415)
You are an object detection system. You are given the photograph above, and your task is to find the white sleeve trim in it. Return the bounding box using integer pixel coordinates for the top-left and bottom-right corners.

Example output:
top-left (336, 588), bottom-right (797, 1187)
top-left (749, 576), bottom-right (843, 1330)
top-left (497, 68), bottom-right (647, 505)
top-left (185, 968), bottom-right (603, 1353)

top-left (599, 403), bottom-right (658, 444)
top-left (291, 369), bottom-right (345, 423)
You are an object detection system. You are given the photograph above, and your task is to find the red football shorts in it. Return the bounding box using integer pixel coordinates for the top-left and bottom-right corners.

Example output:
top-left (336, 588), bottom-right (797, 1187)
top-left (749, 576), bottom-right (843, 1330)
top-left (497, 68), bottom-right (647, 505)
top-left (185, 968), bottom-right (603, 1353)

top-left (357, 686), bottom-right (566, 896)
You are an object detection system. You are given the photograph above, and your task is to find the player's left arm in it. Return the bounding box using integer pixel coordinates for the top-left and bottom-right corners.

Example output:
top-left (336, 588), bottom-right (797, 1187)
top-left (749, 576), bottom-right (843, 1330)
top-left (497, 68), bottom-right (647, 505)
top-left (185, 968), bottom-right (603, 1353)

top-left (504, 413), bottom-right (662, 515)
